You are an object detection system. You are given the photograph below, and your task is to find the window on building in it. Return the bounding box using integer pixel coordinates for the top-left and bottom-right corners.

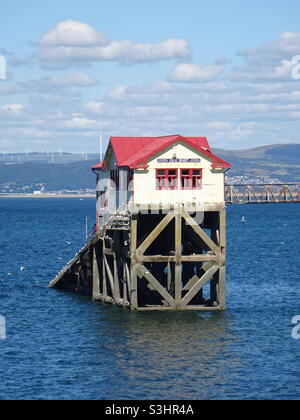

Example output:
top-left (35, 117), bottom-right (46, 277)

top-left (180, 169), bottom-right (202, 190)
top-left (156, 169), bottom-right (178, 190)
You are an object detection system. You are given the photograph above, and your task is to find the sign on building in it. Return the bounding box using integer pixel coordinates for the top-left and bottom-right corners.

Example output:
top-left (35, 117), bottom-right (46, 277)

top-left (157, 158), bottom-right (201, 163)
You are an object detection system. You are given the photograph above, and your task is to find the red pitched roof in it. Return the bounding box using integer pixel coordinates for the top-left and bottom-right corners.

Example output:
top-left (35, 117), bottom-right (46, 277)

top-left (92, 135), bottom-right (230, 170)
top-left (92, 161), bottom-right (105, 170)
top-left (110, 135), bottom-right (230, 169)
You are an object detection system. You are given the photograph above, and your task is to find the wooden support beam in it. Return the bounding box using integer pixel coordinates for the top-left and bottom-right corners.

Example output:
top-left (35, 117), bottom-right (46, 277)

top-left (136, 213), bottom-right (174, 257)
top-left (225, 186), bottom-right (240, 203)
top-left (137, 264), bottom-right (176, 308)
top-left (102, 244), bottom-right (108, 297)
top-left (182, 274), bottom-right (199, 292)
top-left (183, 224), bottom-right (206, 251)
top-left (181, 261), bottom-right (214, 292)
top-left (123, 271), bottom-right (128, 303)
top-left (94, 295), bottom-right (115, 304)
top-left (130, 217), bottom-right (138, 309)
top-left (92, 245), bottom-right (100, 300)
top-left (260, 186), bottom-right (276, 203)
top-left (136, 306), bottom-right (222, 312)
top-left (167, 262), bottom-right (172, 292)
top-left (180, 264), bottom-right (220, 308)
top-left (218, 266), bottom-right (226, 309)
top-left (218, 209), bottom-right (226, 308)
top-left (125, 263), bottom-right (131, 295)
top-left (103, 254), bottom-right (115, 297)
top-left (219, 209), bottom-right (226, 250)
top-left (113, 254), bottom-right (121, 299)
top-left (103, 248), bottom-right (114, 256)
top-left (141, 255), bottom-right (219, 263)
top-left (175, 212), bottom-right (182, 304)
top-left (182, 209), bottom-right (220, 256)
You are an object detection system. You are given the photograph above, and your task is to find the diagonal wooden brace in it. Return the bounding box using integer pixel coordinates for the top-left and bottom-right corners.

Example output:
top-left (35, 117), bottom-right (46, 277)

top-left (180, 264), bottom-right (220, 307)
top-left (182, 209), bottom-right (221, 256)
top-left (136, 264), bottom-right (176, 308)
top-left (136, 212), bottom-right (175, 258)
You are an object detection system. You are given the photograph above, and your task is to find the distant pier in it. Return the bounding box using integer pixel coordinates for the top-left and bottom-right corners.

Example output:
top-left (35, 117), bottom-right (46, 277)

top-left (225, 183), bottom-right (300, 204)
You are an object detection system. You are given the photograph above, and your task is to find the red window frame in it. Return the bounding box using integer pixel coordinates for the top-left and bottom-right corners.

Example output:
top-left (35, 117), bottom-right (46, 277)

top-left (180, 169), bottom-right (202, 190)
top-left (156, 169), bottom-right (178, 190)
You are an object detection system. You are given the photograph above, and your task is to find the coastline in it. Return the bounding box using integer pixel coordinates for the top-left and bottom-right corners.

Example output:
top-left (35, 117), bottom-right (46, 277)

top-left (0, 194), bottom-right (95, 198)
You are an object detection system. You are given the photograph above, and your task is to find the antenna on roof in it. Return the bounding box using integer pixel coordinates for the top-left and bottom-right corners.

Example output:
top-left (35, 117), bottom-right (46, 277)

top-left (132, 110), bottom-right (136, 137)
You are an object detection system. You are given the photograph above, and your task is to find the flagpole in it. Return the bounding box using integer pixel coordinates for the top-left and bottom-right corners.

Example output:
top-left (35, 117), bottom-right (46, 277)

top-left (99, 122), bottom-right (103, 161)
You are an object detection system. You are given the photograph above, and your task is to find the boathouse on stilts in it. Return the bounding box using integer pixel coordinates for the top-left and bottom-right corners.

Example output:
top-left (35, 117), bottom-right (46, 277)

top-left (49, 135), bottom-right (231, 311)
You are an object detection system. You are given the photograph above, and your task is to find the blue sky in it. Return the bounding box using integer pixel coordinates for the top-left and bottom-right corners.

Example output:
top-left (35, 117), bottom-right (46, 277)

top-left (1, 0), bottom-right (300, 152)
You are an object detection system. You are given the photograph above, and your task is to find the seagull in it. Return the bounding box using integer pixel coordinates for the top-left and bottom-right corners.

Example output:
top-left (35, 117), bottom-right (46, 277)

top-left (65, 241), bottom-right (72, 245)
top-left (241, 216), bottom-right (246, 222)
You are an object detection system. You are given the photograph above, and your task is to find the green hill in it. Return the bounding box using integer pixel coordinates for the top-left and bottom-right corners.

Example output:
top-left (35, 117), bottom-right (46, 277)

top-left (213, 144), bottom-right (300, 183)
top-left (0, 159), bottom-right (98, 193)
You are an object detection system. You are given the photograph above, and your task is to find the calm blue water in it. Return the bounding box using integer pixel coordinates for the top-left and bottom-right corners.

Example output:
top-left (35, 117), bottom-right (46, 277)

top-left (0, 198), bottom-right (299, 400)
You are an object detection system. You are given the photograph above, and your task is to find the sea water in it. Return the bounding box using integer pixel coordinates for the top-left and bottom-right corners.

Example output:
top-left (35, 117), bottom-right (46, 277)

top-left (0, 198), bottom-right (299, 400)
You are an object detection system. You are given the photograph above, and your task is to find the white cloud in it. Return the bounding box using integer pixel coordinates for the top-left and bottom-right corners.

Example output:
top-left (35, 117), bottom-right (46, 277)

top-left (84, 101), bottom-right (105, 114)
top-left (107, 85), bottom-right (127, 100)
top-left (0, 85), bottom-right (26, 96)
top-left (46, 73), bottom-right (98, 87)
top-left (60, 117), bottom-right (97, 130)
top-left (39, 20), bottom-right (109, 47)
top-left (239, 31), bottom-right (300, 59)
top-left (0, 103), bottom-right (24, 113)
top-left (0, 73), bottom-right (98, 97)
top-left (3, 31), bottom-right (300, 151)
top-left (169, 63), bottom-right (224, 82)
top-left (206, 121), bottom-right (233, 131)
top-left (230, 31), bottom-right (300, 83)
top-left (37, 20), bottom-right (191, 67)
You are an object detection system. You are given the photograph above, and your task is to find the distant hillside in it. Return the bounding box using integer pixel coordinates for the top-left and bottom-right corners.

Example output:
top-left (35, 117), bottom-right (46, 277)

top-left (0, 159), bottom-right (98, 193)
top-left (0, 152), bottom-right (99, 165)
top-left (213, 144), bottom-right (300, 183)
top-left (0, 144), bottom-right (299, 193)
